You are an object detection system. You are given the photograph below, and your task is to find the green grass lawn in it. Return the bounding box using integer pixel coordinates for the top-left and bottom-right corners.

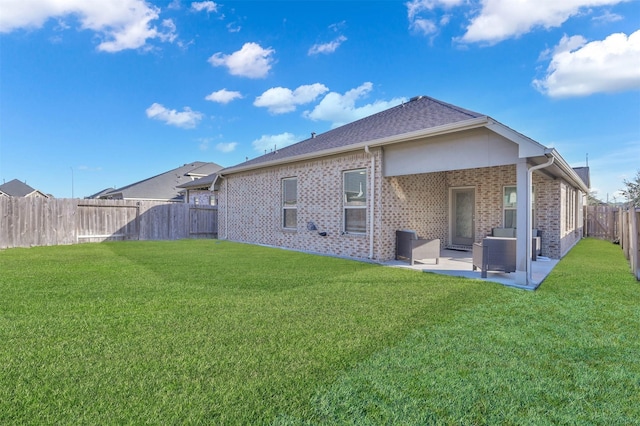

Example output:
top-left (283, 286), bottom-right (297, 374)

top-left (1, 238), bottom-right (638, 424)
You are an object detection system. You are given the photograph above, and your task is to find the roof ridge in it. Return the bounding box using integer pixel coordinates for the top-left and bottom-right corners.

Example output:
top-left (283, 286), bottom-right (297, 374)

top-left (419, 95), bottom-right (484, 119)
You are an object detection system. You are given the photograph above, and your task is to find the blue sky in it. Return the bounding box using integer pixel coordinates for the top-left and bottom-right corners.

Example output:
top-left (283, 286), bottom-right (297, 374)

top-left (1, 0), bottom-right (638, 201)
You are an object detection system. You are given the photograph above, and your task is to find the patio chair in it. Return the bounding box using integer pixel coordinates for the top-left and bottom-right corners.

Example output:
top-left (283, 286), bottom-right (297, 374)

top-left (472, 237), bottom-right (516, 278)
top-left (395, 230), bottom-right (440, 265)
top-left (490, 228), bottom-right (541, 259)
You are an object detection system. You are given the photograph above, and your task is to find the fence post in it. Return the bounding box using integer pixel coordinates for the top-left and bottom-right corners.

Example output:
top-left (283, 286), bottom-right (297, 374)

top-left (632, 208), bottom-right (640, 280)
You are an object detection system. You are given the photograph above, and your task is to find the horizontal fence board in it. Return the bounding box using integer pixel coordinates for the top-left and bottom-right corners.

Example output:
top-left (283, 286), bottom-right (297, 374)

top-left (0, 198), bottom-right (217, 249)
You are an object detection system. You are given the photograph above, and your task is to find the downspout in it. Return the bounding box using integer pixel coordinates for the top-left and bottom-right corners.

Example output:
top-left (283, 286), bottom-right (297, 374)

top-left (365, 146), bottom-right (375, 259)
top-left (526, 152), bottom-right (554, 284)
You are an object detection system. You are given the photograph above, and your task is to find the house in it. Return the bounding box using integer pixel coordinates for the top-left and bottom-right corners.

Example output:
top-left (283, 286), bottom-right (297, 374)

top-left (176, 172), bottom-right (219, 205)
top-left (85, 187), bottom-right (116, 199)
top-left (0, 179), bottom-right (50, 198)
top-left (94, 162), bottom-right (222, 202)
top-left (214, 95), bottom-right (589, 286)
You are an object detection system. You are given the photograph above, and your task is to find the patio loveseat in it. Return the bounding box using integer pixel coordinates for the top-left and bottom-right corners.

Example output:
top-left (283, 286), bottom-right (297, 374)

top-left (395, 230), bottom-right (440, 265)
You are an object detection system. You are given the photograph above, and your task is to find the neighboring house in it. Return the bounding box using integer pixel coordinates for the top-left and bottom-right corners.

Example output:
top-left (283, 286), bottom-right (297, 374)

top-left (94, 162), bottom-right (222, 202)
top-left (0, 179), bottom-right (50, 198)
top-left (85, 187), bottom-right (116, 199)
top-left (215, 95), bottom-right (590, 286)
top-left (176, 172), bottom-right (219, 205)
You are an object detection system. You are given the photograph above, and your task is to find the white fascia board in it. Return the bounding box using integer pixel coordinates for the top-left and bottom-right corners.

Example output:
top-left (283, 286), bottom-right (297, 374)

top-left (548, 148), bottom-right (590, 193)
top-left (221, 116), bottom-right (490, 175)
top-left (210, 175), bottom-right (223, 191)
top-left (485, 119), bottom-right (547, 158)
top-left (480, 120), bottom-right (588, 193)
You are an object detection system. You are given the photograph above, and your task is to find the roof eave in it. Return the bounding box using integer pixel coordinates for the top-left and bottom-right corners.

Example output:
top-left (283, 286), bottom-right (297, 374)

top-left (548, 148), bottom-right (590, 193)
top-left (222, 116), bottom-right (490, 175)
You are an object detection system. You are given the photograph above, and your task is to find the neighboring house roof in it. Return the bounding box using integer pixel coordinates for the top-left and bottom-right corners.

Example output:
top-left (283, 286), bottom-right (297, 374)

top-left (573, 167), bottom-right (591, 189)
top-left (0, 179), bottom-right (48, 198)
top-left (218, 95), bottom-right (589, 193)
top-left (85, 187), bottom-right (116, 199)
top-left (186, 163), bottom-right (219, 179)
top-left (97, 162), bottom-right (223, 202)
top-left (176, 172), bottom-right (218, 190)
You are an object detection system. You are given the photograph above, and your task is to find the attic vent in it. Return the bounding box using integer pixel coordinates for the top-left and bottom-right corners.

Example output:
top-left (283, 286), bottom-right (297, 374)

top-left (410, 95), bottom-right (423, 102)
top-left (311, 132), bottom-right (316, 138)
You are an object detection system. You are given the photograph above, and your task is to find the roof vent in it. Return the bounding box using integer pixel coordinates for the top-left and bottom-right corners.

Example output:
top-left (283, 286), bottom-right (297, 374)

top-left (311, 132), bottom-right (316, 138)
top-left (410, 95), bottom-right (423, 102)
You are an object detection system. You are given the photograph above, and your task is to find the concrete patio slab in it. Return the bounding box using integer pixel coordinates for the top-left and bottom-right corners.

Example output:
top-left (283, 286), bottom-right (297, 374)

top-left (382, 249), bottom-right (559, 290)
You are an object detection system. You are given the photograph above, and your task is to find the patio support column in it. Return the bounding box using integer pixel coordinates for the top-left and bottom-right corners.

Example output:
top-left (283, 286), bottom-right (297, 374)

top-left (515, 159), bottom-right (530, 285)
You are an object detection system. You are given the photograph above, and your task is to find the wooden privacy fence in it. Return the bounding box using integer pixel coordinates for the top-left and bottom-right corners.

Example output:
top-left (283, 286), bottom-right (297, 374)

top-left (585, 204), bottom-right (619, 241)
top-left (618, 207), bottom-right (640, 280)
top-left (585, 204), bottom-right (639, 280)
top-left (0, 198), bottom-right (217, 249)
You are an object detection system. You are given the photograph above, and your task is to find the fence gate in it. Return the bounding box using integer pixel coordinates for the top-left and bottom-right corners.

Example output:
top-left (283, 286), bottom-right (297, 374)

top-left (189, 205), bottom-right (218, 238)
top-left (585, 205), bottom-right (619, 241)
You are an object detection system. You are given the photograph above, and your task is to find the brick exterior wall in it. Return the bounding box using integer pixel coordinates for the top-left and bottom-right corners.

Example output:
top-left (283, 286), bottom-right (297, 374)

top-left (219, 151), bottom-right (375, 259)
top-left (219, 149), bottom-right (581, 261)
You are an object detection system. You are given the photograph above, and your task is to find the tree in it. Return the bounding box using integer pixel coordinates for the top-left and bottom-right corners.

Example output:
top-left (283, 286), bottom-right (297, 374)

top-left (621, 170), bottom-right (640, 207)
top-left (588, 190), bottom-right (603, 206)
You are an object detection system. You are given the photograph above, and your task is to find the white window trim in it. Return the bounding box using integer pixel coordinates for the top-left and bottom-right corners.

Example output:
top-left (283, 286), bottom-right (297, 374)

top-left (343, 169), bottom-right (367, 234)
top-left (282, 177), bottom-right (297, 230)
top-left (503, 185), bottom-right (535, 229)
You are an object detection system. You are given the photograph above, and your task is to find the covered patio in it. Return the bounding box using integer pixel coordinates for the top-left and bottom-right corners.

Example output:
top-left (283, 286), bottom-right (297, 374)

top-left (383, 248), bottom-right (559, 290)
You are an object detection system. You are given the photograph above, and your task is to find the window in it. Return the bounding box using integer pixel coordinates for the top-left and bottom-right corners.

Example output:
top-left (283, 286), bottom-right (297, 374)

top-left (282, 177), bottom-right (297, 229)
top-left (503, 186), bottom-right (535, 229)
top-left (343, 169), bottom-right (366, 233)
top-left (565, 186), bottom-right (575, 232)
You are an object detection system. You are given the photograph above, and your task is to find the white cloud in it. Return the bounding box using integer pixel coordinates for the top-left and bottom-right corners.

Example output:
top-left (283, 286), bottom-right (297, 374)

top-left (208, 42), bottom-right (275, 78)
top-left (252, 133), bottom-right (299, 153)
top-left (410, 18), bottom-right (438, 36)
top-left (205, 89), bottom-right (243, 104)
top-left (226, 22), bottom-right (241, 33)
top-left (592, 10), bottom-right (624, 23)
top-left (533, 30), bottom-right (640, 97)
top-left (145, 103), bottom-right (203, 128)
top-left (254, 83), bottom-right (329, 114)
top-left (168, 0), bottom-right (182, 10)
top-left (197, 137), bottom-right (212, 150)
top-left (304, 83), bottom-right (406, 128)
top-left (0, 0), bottom-right (177, 52)
top-left (461, 0), bottom-right (627, 44)
top-left (308, 35), bottom-right (347, 55)
top-left (191, 1), bottom-right (218, 13)
top-left (405, 0), bottom-right (463, 36)
top-left (406, 0), bottom-right (464, 20)
top-left (216, 142), bottom-right (238, 153)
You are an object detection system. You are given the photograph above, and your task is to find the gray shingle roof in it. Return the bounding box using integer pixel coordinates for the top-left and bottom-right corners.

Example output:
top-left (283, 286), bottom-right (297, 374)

top-left (573, 167), bottom-right (591, 188)
top-left (98, 162), bottom-right (223, 201)
top-left (176, 172), bottom-right (218, 190)
top-left (0, 179), bottom-right (38, 197)
top-left (224, 95), bottom-right (483, 173)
